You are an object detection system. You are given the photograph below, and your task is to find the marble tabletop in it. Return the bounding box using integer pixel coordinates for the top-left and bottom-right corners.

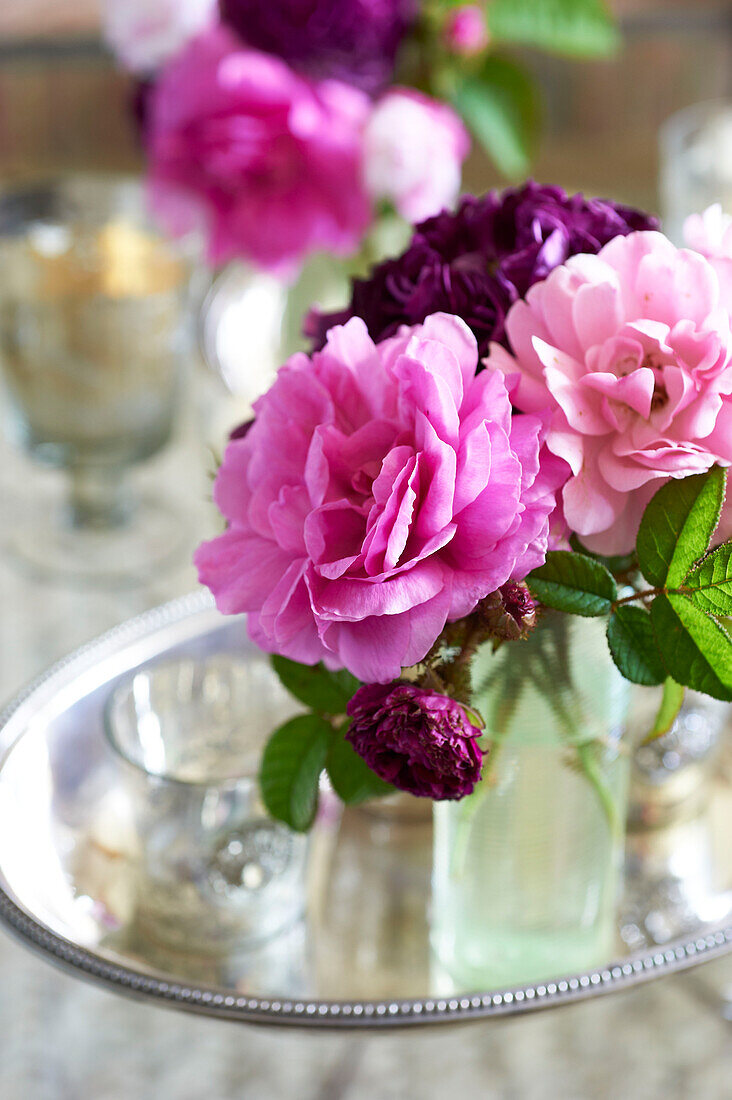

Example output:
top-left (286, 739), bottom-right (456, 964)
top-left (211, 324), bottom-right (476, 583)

top-left (0, 374), bottom-right (731, 1100)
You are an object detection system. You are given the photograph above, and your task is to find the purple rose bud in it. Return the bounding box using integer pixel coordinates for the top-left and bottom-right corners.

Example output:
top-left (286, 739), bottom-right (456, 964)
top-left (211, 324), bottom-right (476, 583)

top-left (346, 682), bottom-right (484, 800)
top-left (444, 6), bottom-right (489, 56)
top-left (480, 582), bottom-right (537, 641)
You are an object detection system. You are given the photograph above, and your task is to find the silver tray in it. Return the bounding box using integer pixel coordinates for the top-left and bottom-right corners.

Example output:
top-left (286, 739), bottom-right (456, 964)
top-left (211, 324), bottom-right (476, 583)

top-left (0, 590), bottom-right (731, 1030)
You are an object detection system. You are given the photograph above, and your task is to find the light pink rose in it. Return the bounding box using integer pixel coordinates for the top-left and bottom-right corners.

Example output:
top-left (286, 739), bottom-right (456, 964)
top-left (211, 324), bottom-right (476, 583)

top-left (444, 6), bottom-right (490, 56)
top-left (147, 27), bottom-right (373, 274)
top-left (487, 230), bottom-right (732, 555)
top-left (363, 89), bottom-right (470, 223)
top-left (195, 313), bottom-right (563, 682)
top-left (102, 0), bottom-right (217, 73)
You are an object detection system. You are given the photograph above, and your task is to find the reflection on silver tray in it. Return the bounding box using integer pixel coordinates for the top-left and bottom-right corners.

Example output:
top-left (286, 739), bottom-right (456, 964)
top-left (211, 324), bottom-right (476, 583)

top-left (0, 590), bottom-right (731, 1030)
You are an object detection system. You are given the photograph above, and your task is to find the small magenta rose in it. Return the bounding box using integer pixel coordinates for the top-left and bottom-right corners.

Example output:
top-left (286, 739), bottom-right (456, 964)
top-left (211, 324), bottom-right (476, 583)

top-left (346, 683), bottom-right (484, 800)
top-left (146, 26), bottom-right (372, 273)
top-left (444, 6), bottom-right (489, 56)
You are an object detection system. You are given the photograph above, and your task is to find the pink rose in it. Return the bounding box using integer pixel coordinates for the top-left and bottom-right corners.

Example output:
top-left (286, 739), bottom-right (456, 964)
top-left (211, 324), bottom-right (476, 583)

top-left (444, 6), bottom-right (490, 56)
top-left (147, 27), bottom-right (373, 273)
top-left (195, 313), bottom-right (563, 682)
top-left (363, 89), bottom-right (470, 223)
top-left (102, 0), bottom-right (217, 73)
top-left (487, 230), bottom-right (732, 555)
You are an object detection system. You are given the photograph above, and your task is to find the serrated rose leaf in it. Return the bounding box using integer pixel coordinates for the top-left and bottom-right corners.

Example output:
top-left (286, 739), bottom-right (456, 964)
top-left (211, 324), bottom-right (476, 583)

top-left (326, 734), bottom-right (394, 805)
top-left (684, 542), bottom-right (732, 615)
top-left (636, 468), bottom-right (727, 586)
top-left (488, 0), bottom-right (620, 58)
top-left (650, 594), bottom-right (732, 702)
top-left (271, 656), bottom-right (359, 715)
top-left (606, 605), bottom-right (666, 685)
top-left (528, 551), bottom-right (617, 616)
top-left (259, 714), bottom-right (333, 832)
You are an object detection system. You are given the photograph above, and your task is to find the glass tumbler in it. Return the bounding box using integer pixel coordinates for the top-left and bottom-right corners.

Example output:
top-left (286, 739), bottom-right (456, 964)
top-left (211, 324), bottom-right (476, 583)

top-left (104, 654), bottom-right (306, 955)
top-left (0, 174), bottom-right (193, 583)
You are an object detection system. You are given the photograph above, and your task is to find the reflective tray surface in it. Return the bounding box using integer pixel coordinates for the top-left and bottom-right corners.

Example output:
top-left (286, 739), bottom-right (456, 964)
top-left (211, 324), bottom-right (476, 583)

top-left (0, 591), bottom-right (731, 1030)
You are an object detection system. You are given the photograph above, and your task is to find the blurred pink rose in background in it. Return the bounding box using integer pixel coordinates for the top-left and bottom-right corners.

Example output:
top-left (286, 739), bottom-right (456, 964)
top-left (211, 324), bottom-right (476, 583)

top-left (195, 313), bottom-right (563, 682)
top-left (362, 89), bottom-right (470, 223)
top-left (444, 5), bottom-right (490, 56)
top-left (146, 26), bottom-right (373, 273)
top-left (101, 0), bottom-right (217, 73)
top-left (488, 231), bottom-right (732, 555)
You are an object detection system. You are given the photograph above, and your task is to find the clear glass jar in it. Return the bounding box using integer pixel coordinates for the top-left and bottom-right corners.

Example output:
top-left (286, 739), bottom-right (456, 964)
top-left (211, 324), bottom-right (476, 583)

top-left (432, 613), bottom-right (631, 989)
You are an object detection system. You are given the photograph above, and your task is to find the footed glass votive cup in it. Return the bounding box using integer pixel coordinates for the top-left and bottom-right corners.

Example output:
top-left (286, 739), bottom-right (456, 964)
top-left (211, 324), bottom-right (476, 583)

top-left (0, 174), bottom-right (193, 583)
top-left (104, 654), bottom-right (306, 955)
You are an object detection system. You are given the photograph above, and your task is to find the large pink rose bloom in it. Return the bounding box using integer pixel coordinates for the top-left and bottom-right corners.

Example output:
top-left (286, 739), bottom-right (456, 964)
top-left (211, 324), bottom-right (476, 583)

top-left (195, 313), bottom-right (563, 682)
top-left (487, 231), bottom-right (732, 555)
top-left (146, 26), bottom-right (372, 273)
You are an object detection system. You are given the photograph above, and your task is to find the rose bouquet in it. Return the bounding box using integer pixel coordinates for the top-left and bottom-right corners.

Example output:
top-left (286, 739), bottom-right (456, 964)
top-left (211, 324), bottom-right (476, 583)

top-left (194, 179), bottom-right (732, 981)
top-left (195, 181), bottom-right (732, 821)
top-left (102, 0), bottom-right (620, 276)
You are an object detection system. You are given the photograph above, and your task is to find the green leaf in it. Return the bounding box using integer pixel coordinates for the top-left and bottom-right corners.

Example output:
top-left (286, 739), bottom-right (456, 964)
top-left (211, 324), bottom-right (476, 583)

top-left (606, 605), bottom-right (666, 685)
top-left (326, 734), bottom-right (394, 805)
top-left (487, 0), bottom-right (619, 57)
top-left (636, 468), bottom-right (727, 586)
top-left (452, 55), bottom-right (538, 178)
top-left (684, 541), bottom-right (732, 615)
top-left (259, 714), bottom-right (333, 832)
top-left (644, 677), bottom-right (685, 744)
top-left (271, 656), bottom-right (359, 715)
top-left (528, 551), bottom-right (617, 616)
top-left (650, 594), bottom-right (732, 702)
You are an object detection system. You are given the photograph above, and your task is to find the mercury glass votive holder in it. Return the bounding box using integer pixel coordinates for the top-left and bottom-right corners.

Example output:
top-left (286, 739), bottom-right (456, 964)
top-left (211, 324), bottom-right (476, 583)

top-left (104, 654), bottom-right (307, 956)
top-left (0, 174), bottom-right (194, 583)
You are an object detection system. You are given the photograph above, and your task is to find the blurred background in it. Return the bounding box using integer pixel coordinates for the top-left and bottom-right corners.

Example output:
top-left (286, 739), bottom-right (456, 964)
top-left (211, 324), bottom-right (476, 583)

top-left (1, 0), bottom-right (731, 207)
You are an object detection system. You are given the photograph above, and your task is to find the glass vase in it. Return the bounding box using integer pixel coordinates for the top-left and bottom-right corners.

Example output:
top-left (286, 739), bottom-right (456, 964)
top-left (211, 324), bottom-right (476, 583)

top-left (431, 613), bottom-right (631, 990)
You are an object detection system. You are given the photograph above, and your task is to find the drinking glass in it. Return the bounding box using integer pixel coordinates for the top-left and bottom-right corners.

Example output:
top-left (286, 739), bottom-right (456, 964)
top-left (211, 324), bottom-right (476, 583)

top-left (0, 174), bottom-right (194, 583)
top-left (104, 653), bottom-right (307, 955)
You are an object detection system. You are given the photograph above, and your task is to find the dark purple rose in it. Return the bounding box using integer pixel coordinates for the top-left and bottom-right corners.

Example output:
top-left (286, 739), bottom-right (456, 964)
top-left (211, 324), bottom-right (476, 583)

top-left (305, 182), bottom-right (659, 357)
top-left (346, 683), bottom-right (484, 800)
top-left (219, 0), bottom-right (416, 94)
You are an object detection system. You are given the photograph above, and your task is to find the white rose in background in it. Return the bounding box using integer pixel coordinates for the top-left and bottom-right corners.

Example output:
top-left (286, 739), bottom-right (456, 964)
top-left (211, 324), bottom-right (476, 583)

top-left (102, 0), bottom-right (218, 74)
top-left (362, 88), bottom-right (470, 223)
